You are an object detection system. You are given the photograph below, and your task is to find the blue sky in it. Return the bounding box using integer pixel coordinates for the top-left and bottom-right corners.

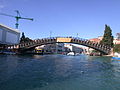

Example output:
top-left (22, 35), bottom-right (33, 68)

top-left (0, 0), bottom-right (120, 39)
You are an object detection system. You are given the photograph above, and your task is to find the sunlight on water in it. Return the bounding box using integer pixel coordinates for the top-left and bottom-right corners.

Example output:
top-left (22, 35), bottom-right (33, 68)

top-left (0, 55), bottom-right (120, 90)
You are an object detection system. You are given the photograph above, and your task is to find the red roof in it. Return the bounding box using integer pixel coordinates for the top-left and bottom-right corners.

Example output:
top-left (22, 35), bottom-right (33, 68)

top-left (89, 38), bottom-right (101, 42)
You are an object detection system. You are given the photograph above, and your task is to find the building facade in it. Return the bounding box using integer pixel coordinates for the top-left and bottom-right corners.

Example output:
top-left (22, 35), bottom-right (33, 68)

top-left (35, 43), bottom-right (65, 54)
top-left (113, 38), bottom-right (120, 44)
top-left (90, 36), bottom-right (120, 45)
top-left (64, 44), bottom-right (83, 54)
top-left (0, 24), bottom-right (20, 45)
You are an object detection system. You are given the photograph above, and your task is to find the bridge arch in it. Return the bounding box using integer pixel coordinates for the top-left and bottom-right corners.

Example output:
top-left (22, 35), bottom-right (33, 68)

top-left (16, 37), bottom-right (111, 55)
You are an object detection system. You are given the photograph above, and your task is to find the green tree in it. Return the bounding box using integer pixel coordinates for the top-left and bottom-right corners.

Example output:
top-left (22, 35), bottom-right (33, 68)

top-left (100, 24), bottom-right (114, 47)
top-left (113, 44), bottom-right (120, 53)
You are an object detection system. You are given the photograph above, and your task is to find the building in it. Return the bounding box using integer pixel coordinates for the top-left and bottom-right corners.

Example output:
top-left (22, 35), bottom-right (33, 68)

top-left (89, 36), bottom-right (103, 43)
top-left (113, 38), bottom-right (120, 44)
top-left (87, 36), bottom-right (120, 55)
top-left (56, 43), bottom-right (65, 54)
top-left (90, 36), bottom-right (120, 45)
top-left (35, 43), bottom-right (65, 54)
top-left (64, 44), bottom-right (83, 54)
top-left (0, 24), bottom-right (20, 45)
top-left (85, 36), bottom-right (102, 54)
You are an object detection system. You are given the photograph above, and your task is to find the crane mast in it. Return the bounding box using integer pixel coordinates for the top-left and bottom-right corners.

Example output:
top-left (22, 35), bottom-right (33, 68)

top-left (0, 10), bottom-right (33, 29)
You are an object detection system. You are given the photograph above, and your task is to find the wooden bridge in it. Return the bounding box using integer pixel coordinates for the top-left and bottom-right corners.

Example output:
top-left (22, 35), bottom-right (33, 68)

top-left (7, 37), bottom-right (111, 54)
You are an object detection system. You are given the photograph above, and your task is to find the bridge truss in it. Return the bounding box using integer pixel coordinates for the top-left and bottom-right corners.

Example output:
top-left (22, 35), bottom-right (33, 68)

top-left (7, 37), bottom-right (111, 55)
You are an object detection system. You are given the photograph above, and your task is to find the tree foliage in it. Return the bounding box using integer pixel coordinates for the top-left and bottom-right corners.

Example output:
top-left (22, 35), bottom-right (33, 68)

top-left (100, 24), bottom-right (114, 47)
top-left (20, 32), bottom-right (33, 43)
top-left (113, 44), bottom-right (120, 53)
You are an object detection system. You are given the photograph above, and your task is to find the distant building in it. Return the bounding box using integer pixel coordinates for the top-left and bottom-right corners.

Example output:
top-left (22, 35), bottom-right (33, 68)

top-left (64, 44), bottom-right (83, 53)
top-left (64, 44), bottom-right (72, 52)
top-left (0, 24), bottom-right (20, 45)
top-left (56, 43), bottom-right (65, 54)
top-left (87, 36), bottom-right (103, 54)
top-left (89, 36), bottom-right (103, 43)
top-left (98, 36), bottom-right (103, 40)
top-left (87, 36), bottom-right (120, 55)
top-left (35, 43), bottom-right (65, 54)
top-left (44, 44), bottom-right (56, 53)
top-left (90, 36), bottom-right (120, 45)
top-left (113, 38), bottom-right (120, 44)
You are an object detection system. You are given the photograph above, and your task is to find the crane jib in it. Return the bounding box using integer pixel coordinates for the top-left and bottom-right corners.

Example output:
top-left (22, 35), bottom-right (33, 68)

top-left (0, 10), bottom-right (33, 29)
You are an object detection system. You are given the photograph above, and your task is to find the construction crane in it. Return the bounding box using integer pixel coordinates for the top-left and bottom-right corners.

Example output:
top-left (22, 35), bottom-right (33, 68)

top-left (0, 10), bottom-right (33, 29)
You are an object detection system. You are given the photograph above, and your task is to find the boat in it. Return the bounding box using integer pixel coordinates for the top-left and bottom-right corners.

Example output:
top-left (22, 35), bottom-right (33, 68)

top-left (67, 52), bottom-right (75, 56)
top-left (3, 51), bottom-right (16, 55)
top-left (0, 51), bottom-right (3, 54)
top-left (112, 57), bottom-right (120, 61)
top-left (111, 57), bottom-right (120, 65)
top-left (111, 52), bottom-right (120, 62)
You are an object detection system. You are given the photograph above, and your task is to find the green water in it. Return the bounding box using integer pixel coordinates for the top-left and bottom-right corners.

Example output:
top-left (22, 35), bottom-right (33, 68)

top-left (0, 54), bottom-right (120, 90)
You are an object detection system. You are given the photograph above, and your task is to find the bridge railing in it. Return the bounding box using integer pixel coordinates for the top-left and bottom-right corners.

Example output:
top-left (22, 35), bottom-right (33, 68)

top-left (6, 36), bottom-right (111, 54)
top-left (71, 37), bottom-right (111, 54)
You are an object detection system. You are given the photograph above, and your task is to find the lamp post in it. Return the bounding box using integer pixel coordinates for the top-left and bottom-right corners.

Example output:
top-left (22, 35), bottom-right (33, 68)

top-left (76, 33), bottom-right (78, 38)
top-left (50, 31), bottom-right (52, 38)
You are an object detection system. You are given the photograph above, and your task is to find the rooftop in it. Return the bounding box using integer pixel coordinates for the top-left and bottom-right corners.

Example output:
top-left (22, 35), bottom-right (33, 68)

top-left (0, 24), bottom-right (20, 33)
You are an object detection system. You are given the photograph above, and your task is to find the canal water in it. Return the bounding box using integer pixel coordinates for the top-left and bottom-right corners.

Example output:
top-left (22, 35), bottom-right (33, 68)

top-left (0, 54), bottom-right (120, 90)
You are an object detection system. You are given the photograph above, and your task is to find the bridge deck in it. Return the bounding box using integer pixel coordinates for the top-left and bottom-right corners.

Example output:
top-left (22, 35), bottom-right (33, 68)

top-left (6, 37), bottom-right (111, 55)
